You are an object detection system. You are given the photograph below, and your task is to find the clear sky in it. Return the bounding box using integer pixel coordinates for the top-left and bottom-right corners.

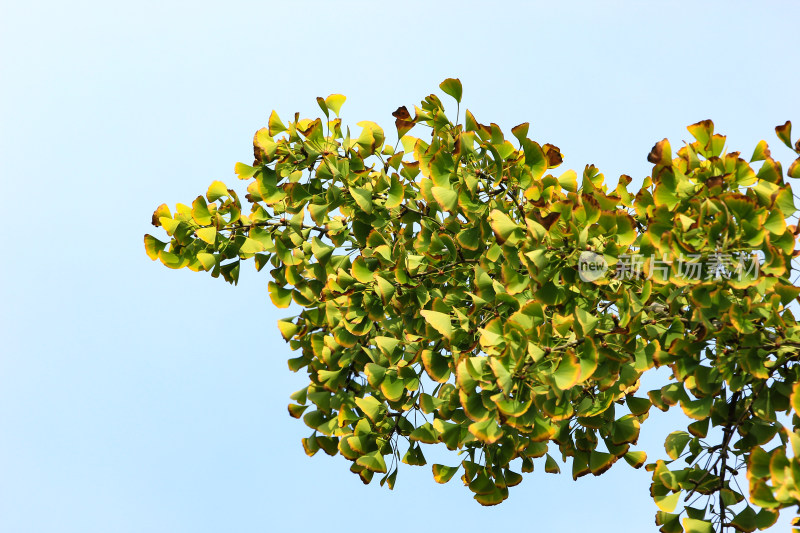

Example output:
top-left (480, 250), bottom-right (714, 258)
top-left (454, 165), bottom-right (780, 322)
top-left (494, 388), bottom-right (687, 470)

top-left (1, 1), bottom-right (799, 532)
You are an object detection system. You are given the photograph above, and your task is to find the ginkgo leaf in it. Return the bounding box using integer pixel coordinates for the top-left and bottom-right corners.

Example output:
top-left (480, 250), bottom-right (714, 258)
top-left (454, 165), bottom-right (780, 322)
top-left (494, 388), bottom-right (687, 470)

top-left (439, 78), bottom-right (462, 103)
top-left (325, 94), bottom-right (346, 116)
top-left (421, 310), bottom-right (453, 340)
top-left (432, 464), bottom-right (459, 483)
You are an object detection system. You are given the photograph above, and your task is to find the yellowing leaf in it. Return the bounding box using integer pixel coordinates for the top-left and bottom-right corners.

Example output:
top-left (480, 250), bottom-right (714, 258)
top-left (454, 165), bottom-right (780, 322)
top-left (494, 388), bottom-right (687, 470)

top-left (488, 209), bottom-right (523, 245)
top-left (234, 162), bottom-right (258, 180)
top-left (432, 464), bottom-right (459, 484)
top-left (268, 110), bottom-right (286, 136)
top-left (439, 78), bottom-right (462, 103)
top-left (196, 252), bottom-right (215, 270)
top-left (422, 349), bottom-right (451, 382)
top-left (277, 318), bottom-right (299, 340)
top-left (655, 491), bottom-right (680, 513)
top-left (421, 310), bottom-right (453, 340)
top-left (239, 238), bottom-right (265, 254)
top-left (432, 186), bottom-right (458, 212)
top-left (268, 282), bottom-right (292, 308)
top-left (468, 418), bottom-right (503, 444)
top-left (623, 451), bottom-right (647, 469)
top-left (325, 94), bottom-right (346, 116)
top-left (681, 518), bottom-right (713, 533)
top-left (553, 350), bottom-right (580, 390)
top-left (196, 227), bottom-right (216, 245)
top-left (351, 256), bottom-right (374, 284)
top-left (158, 250), bottom-right (188, 269)
top-left (355, 395), bottom-right (385, 424)
top-left (143, 234), bottom-right (167, 260)
top-left (558, 169), bottom-right (578, 192)
top-left (206, 180), bottom-right (228, 202)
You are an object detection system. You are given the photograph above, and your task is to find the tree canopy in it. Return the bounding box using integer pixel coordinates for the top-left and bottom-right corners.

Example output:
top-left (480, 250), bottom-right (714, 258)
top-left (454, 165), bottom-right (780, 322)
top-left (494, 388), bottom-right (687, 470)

top-left (145, 79), bottom-right (800, 532)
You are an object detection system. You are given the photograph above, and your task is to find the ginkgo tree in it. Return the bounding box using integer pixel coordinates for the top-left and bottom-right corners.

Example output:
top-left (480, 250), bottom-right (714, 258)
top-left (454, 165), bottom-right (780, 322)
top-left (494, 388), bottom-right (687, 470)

top-left (145, 79), bottom-right (800, 533)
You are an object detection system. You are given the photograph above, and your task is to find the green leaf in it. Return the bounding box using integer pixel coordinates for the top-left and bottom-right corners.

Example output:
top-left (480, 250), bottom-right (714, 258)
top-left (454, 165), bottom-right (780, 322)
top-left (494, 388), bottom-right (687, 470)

top-left (612, 415), bottom-right (640, 445)
top-left (386, 175), bottom-right (404, 208)
top-left (750, 139), bottom-right (771, 162)
top-left (654, 182), bottom-right (679, 210)
top-left (410, 423), bottom-right (439, 444)
top-left (730, 506), bottom-right (757, 533)
top-left (656, 512), bottom-right (682, 533)
top-left (489, 357), bottom-right (513, 394)
top-left (402, 445), bottom-right (427, 466)
top-left (374, 336), bottom-right (400, 357)
top-left (473, 486), bottom-right (506, 506)
top-left (364, 363), bottom-right (387, 388)
top-left (680, 396), bottom-right (712, 420)
top-left (589, 450), bottom-right (616, 475)
top-left (573, 307), bottom-right (599, 336)
top-left (687, 119), bottom-right (713, 147)
top-left (522, 139), bottom-right (547, 180)
top-left (356, 450), bottom-right (387, 474)
top-left (380, 375), bottom-right (405, 402)
top-left (495, 396), bottom-right (532, 418)
top-left (648, 138), bottom-right (672, 165)
top-left (544, 454), bottom-right (560, 474)
top-left (315, 96), bottom-right (329, 117)
top-left (374, 275), bottom-right (396, 304)
top-left (159, 216), bottom-right (180, 235)
top-left (664, 431), bottom-right (691, 460)
top-left (439, 78), bottom-right (462, 104)
top-left (456, 226), bottom-right (481, 251)
top-left (351, 187), bottom-right (373, 214)
top-left (626, 396), bottom-right (652, 416)
top-left (754, 508), bottom-right (779, 529)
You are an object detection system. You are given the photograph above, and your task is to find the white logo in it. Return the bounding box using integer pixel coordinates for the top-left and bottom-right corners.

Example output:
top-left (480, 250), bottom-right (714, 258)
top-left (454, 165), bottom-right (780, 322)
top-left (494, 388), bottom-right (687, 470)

top-left (578, 251), bottom-right (608, 283)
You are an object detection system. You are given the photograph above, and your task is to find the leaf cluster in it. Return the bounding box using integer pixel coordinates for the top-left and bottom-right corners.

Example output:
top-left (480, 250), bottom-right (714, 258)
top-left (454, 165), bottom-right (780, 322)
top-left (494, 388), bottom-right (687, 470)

top-left (145, 79), bottom-right (800, 531)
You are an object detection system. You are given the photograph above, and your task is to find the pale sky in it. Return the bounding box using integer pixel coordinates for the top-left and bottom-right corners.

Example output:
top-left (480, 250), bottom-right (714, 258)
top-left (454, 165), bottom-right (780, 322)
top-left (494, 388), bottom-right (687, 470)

top-left (1, 1), bottom-right (798, 531)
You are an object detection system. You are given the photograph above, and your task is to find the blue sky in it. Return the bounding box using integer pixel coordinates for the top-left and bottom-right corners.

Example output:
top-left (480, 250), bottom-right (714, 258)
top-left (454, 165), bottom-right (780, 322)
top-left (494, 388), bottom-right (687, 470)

top-left (1, 1), bottom-right (799, 531)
